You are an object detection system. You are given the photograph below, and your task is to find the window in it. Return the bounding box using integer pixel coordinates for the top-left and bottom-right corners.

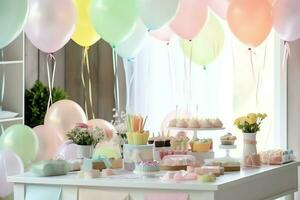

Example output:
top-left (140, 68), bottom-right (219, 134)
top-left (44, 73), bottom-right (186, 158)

top-left (124, 18), bottom-right (286, 157)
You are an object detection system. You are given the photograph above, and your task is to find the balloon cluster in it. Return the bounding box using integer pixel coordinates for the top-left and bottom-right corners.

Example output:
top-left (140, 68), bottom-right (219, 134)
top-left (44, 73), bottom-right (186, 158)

top-left (1, 0), bottom-right (300, 61)
top-left (0, 100), bottom-right (115, 198)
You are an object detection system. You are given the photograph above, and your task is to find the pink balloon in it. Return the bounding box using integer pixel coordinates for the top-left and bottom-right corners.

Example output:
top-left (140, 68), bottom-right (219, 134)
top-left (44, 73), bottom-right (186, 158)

top-left (25, 0), bottom-right (76, 53)
top-left (170, 0), bottom-right (208, 40)
top-left (33, 125), bottom-right (63, 161)
top-left (0, 150), bottom-right (24, 197)
top-left (150, 26), bottom-right (174, 42)
top-left (44, 100), bottom-right (88, 141)
top-left (87, 119), bottom-right (115, 140)
top-left (273, 0), bottom-right (300, 42)
top-left (54, 141), bottom-right (77, 160)
top-left (208, 0), bottom-right (229, 19)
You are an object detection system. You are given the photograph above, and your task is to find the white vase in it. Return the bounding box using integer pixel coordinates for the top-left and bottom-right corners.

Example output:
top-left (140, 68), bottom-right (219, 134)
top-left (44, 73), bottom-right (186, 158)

top-left (243, 133), bottom-right (257, 163)
top-left (77, 145), bottom-right (93, 159)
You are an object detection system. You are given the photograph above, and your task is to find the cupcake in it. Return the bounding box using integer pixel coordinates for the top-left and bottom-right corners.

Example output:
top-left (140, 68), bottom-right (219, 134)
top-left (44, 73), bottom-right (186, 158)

top-left (191, 139), bottom-right (212, 152)
top-left (188, 118), bottom-right (200, 128)
top-left (199, 119), bottom-right (212, 128)
top-left (170, 133), bottom-right (189, 151)
top-left (220, 133), bottom-right (236, 145)
top-left (211, 118), bottom-right (223, 128)
top-left (148, 134), bottom-right (155, 144)
top-left (168, 118), bottom-right (177, 127)
top-left (154, 137), bottom-right (165, 147)
top-left (176, 119), bottom-right (188, 128)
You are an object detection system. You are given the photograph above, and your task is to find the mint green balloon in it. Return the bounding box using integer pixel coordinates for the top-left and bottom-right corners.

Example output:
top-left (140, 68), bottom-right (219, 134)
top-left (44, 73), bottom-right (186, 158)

top-left (181, 13), bottom-right (225, 67)
top-left (0, 124), bottom-right (39, 168)
top-left (91, 0), bottom-right (138, 47)
top-left (0, 0), bottom-right (28, 48)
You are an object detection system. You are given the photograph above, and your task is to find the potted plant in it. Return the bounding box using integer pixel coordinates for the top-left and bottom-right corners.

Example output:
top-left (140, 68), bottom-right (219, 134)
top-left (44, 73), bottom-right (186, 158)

top-left (25, 81), bottom-right (68, 128)
top-left (67, 123), bottom-right (107, 159)
top-left (234, 113), bottom-right (267, 166)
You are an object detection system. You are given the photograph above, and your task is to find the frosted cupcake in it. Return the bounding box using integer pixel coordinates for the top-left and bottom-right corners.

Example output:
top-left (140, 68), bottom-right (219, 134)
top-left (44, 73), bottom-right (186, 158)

top-left (168, 118), bottom-right (177, 127)
top-left (199, 119), bottom-right (212, 128)
top-left (176, 119), bottom-right (188, 128)
top-left (188, 118), bottom-right (200, 128)
top-left (211, 118), bottom-right (223, 128)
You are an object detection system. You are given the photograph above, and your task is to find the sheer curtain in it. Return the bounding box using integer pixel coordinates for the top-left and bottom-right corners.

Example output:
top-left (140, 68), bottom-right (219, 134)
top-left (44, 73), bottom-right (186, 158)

top-left (124, 21), bottom-right (285, 156)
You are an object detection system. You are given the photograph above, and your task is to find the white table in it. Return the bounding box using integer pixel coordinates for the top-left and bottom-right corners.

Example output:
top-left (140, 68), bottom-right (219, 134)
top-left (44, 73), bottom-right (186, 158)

top-left (8, 161), bottom-right (300, 200)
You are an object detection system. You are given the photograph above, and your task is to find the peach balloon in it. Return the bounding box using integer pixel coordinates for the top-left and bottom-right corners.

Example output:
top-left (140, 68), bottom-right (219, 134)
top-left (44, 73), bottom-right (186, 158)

top-left (87, 119), bottom-right (115, 140)
top-left (33, 125), bottom-right (63, 161)
top-left (44, 100), bottom-right (88, 141)
top-left (227, 0), bottom-right (272, 47)
top-left (150, 26), bottom-right (174, 42)
top-left (170, 0), bottom-right (208, 40)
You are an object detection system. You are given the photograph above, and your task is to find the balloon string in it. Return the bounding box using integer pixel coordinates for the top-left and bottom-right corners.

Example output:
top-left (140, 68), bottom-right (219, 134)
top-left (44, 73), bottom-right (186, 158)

top-left (282, 41), bottom-right (290, 72)
top-left (167, 44), bottom-right (174, 101)
top-left (112, 49), bottom-right (120, 111)
top-left (248, 48), bottom-right (256, 81)
top-left (46, 53), bottom-right (56, 110)
top-left (189, 43), bottom-right (193, 114)
top-left (84, 47), bottom-right (95, 119)
top-left (81, 48), bottom-right (88, 116)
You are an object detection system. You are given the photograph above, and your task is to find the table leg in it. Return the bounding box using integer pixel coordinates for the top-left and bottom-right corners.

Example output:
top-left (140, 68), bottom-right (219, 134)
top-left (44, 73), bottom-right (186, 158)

top-left (14, 184), bottom-right (25, 200)
top-left (285, 193), bottom-right (294, 200)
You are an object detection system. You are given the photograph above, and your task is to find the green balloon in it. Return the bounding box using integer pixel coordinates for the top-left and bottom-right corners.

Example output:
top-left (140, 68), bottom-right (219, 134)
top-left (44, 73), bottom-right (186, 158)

top-left (180, 13), bottom-right (225, 67)
top-left (0, 0), bottom-right (28, 48)
top-left (0, 124), bottom-right (39, 168)
top-left (91, 0), bottom-right (138, 47)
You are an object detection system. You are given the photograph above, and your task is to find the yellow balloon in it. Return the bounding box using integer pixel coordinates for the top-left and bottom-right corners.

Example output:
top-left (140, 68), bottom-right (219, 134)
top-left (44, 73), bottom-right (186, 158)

top-left (72, 0), bottom-right (101, 47)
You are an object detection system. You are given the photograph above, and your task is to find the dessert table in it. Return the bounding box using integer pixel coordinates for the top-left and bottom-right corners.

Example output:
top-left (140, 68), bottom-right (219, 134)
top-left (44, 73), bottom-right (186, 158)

top-left (8, 161), bottom-right (300, 200)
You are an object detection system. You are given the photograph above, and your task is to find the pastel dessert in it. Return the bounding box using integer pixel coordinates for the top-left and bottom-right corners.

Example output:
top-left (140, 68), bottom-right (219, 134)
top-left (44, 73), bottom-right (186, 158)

top-left (195, 166), bottom-right (224, 176)
top-left (173, 171), bottom-right (198, 181)
top-left (135, 161), bottom-right (160, 173)
top-left (170, 132), bottom-right (189, 151)
top-left (188, 118), bottom-right (200, 128)
top-left (102, 169), bottom-right (114, 177)
top-left (168, 118), bottom-right (177, 127)
top-left (220, 133), bottom-right (237, 145)
top-left (211, 118), bottom-right (223, 128)
top-left (160, 155), bottom-right (196, 171)
top-left (199, 119), bottom-right (212, 128)
top-left (198, 173), bottom-right (216, 183)
top-left (176, 119), bottom-right (188, 128)
top-left (148, 134), bottom-right (155, 144)
top-left (154, 137), bottom-right (165, 147)
top-left (190, 139), bottom-right (212, 152)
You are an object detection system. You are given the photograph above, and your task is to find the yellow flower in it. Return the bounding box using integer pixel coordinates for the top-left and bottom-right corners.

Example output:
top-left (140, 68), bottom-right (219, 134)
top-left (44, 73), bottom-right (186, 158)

top-left (239, 117), bottom-right (247, 125)
top-left (247, 113), bottom-right (257, 119)
top-left (246, 117), bottom-right (256, 125)
top-left (262, 113), bottom-right (267, 119)
top-left (257, 113), bottom-right (263, 118)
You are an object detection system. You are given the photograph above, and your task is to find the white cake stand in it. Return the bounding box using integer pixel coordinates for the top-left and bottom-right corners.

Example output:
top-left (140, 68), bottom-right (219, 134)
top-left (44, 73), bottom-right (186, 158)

top-left (219, 144), bottom-right (237, 159)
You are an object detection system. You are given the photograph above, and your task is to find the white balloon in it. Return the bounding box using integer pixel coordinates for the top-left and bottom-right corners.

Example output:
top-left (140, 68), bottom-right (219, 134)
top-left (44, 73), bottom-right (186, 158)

top-left (115, 21), bottom-right (148, 59)
top-left (138, 0), bottom-right (180, 30)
